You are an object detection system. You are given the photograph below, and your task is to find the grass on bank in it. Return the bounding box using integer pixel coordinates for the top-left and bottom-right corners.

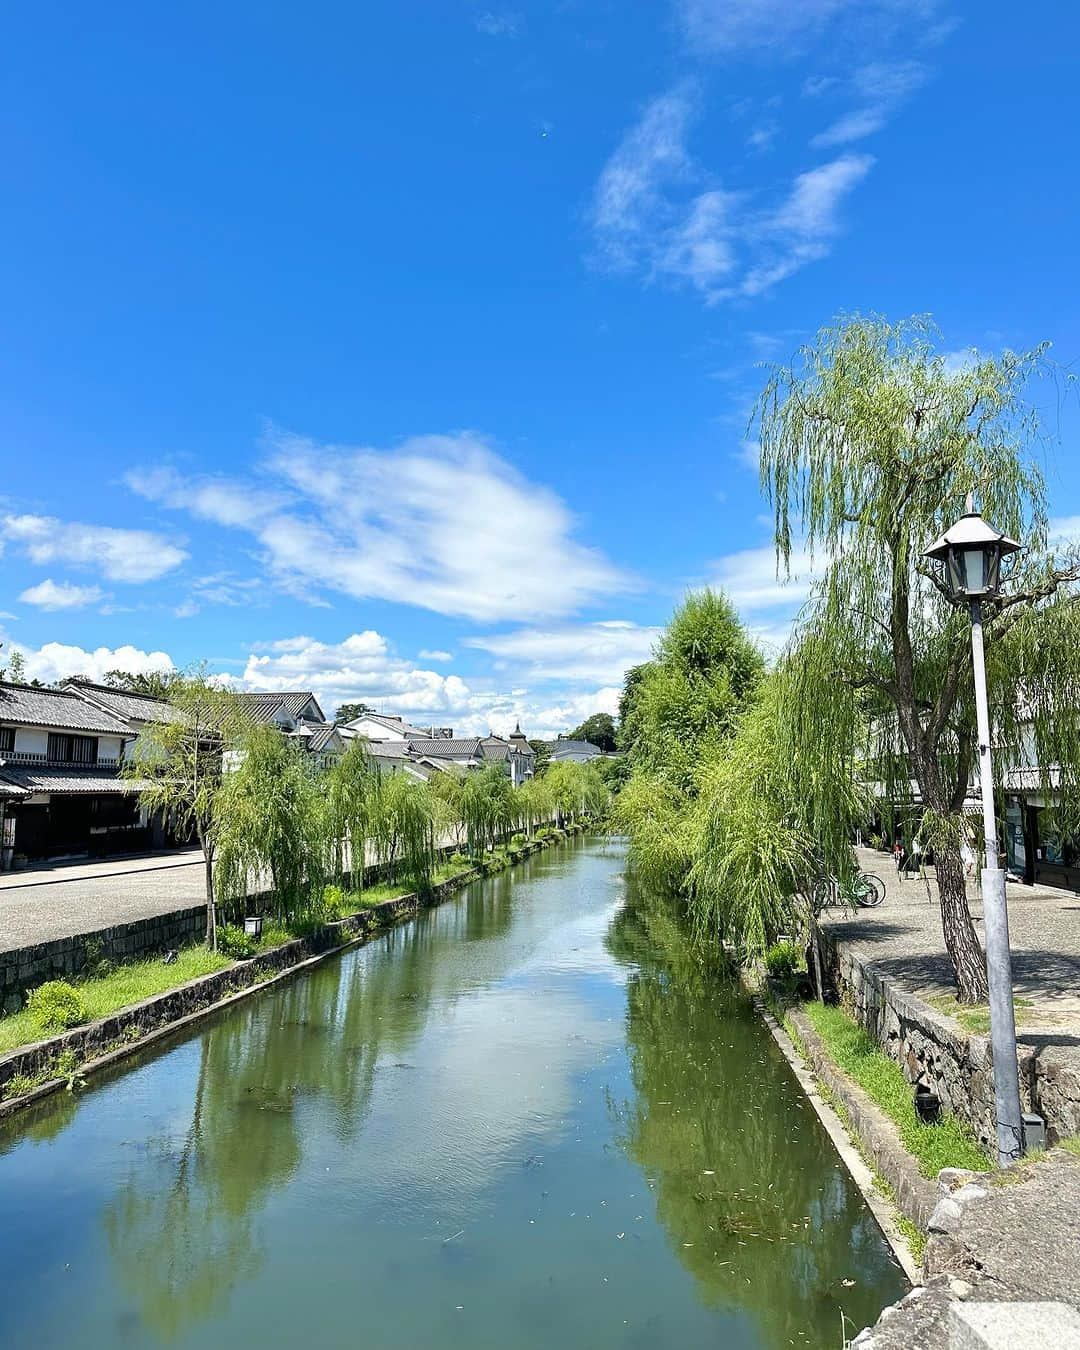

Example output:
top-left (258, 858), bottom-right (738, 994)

top-left (0, 947), bottom-right (231, 1056)
top-left (801, 1001), bottom-right (991, 1177)
top-left (929, 994), bottom-right (1037, 1036)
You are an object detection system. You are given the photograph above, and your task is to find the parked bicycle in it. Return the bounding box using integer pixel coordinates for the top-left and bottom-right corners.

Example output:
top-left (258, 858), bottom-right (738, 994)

top-left (812, 870), bottom-right (886, 911)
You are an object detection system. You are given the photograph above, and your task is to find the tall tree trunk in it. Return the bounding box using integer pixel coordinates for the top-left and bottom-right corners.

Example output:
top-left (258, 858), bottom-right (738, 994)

top-left (936, 841), bottom-right (988, 1002)
top-left (200, 831), bottom-right (218, 951)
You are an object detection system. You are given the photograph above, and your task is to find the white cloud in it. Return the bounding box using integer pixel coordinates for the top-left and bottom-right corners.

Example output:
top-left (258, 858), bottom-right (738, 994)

top-left (419, 649), bottom-right (453, 662)
top-left (1048, 516), bottom-right (1080, 548)
top-left (711, 541), bottom-right (820, 612)
top-left (2, 514), bottom-right (187, 582)
top-left (18, 578), bottom-right (105, 611)
top-left (129, 431), bottom-right (629, 623)
top-left (465, 619), bottom-right (660, 685)
top-left (4, 640), bottom-right (176, 686)
top-left (234, 630), bottom-right (622, 739)
top-left (590, 88), bottom-right (873, 301)
top-left (474, 9), bottom-right (522, 37)
top-left (810, 61), bottom-right (928, 148)
top-left (740, 153), bottom-right (875, 295)
top-left (591, 85), bottom-right (697, 270)
top-left (677, 0), bottom-right (937, 55)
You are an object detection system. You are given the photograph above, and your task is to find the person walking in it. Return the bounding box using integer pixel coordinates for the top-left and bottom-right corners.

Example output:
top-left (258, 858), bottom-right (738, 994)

top-left (906, 836), bottom-right (923, 881)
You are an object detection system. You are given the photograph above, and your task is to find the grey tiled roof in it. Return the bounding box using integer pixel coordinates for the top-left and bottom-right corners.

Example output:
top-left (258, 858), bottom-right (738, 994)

top-left (551, 739), bottom-right (602, 759)
top-left (406, 737), bottom-right (483, 759)
top-left (237, 692), bottom-right (326, 724)
top-left (480, 736), bottom-right (511, 761)
top-left (0, 682), bottom-right (132, 735)
top-left (61, 678), bottom-right (185, 727)
top-left (351, 712), bottom-right (433, 739)
top-left (0, 764), bottom-right (149, 794)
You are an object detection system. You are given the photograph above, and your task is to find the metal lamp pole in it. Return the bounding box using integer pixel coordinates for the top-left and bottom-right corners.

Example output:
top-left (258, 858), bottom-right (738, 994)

top-left (925, 501), bottom-right (1024, 1167)
top-left (968, 598), bottom-right (1024, 1166)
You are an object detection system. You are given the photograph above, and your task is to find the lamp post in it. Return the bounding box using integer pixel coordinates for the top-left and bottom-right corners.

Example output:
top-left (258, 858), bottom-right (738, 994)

top-left (924, 498), bottom-right (1024, 1167)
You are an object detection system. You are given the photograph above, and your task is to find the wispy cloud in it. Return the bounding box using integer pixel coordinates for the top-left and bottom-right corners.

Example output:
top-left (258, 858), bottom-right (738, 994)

top-left (2, 514), bottom-right (187, 582)
top-left (18, 578), bottom-right (105, 611)
top-left (677, 0), bottom-right (940, 56)
top-left (590, 88), bottom-right (873, 301)
top-left (809, 61), bottom-right (929, 147)
top-left (128, 431), bottom-right (631, 623)
top-left (465, 619), bottom-right (661, 685)
top-left (474, 9), bottom-right (523, 38)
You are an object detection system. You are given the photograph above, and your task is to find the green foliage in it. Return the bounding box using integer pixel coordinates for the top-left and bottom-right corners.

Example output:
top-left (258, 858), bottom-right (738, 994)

top-left (125, 674), bottom-right (247, 946)
top-left (460, 763), bottom-right (517, 856)
top-left (544, 759), bottom-right (609, 825)
top-left (753, 314), bottom-right (1080, 999)
top-left (334, 701), bottom-right (373, 723)
top-left (615, 590), bottom-right (764, 897)
top-left (802, 1001), bottom-right (989, 1176)
top-left (4, 1072), bottom-right (35, 1100)
top-left (528, 738), bottom-right (552, 772)
top-left (686, 666), bottom-right (867, 957)
top-left (82, 937), bottom-right (115, 980)
top-left (216, 925), bottom-right (258, 960)
top-left (213, 724), bottom-right (328, 925)
top-left (26, 981), bottom-right (86, 1033)
top-left (510, 832), bottom-right (526, 848)
top-left (374, 771), bottom-right (437, 892)
top-left (104, 668), bottom-right (181, 698)
top-left (324, 739), bottom-right (380, 890)
top-left (764, 941), bottom-right (802, 981)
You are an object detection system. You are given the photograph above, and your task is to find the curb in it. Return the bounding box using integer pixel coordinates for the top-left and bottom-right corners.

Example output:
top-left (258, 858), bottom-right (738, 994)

top-left (755, 998), bottom-right (922, 1285)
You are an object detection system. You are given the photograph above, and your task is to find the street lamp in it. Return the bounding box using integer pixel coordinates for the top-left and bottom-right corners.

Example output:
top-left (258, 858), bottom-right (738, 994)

top-left (924, 498), bottom-right (1023, 1167)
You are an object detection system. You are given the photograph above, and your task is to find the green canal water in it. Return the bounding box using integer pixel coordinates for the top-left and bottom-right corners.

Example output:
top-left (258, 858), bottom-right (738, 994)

top-left (0, 836), bottom-right (905, 1348)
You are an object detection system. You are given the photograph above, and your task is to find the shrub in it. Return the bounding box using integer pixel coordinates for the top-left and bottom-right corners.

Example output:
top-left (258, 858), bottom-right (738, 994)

top-left (217, 925), bottom-right (257, 960)
top-left (510, 833), bottom-right (526, 848)
top-left (26, 981), bottom-right (87, 1033)
top-left (82, 937), bottom-right (115, 980)
top-left (764, 940), bottom-right (801, 982)
top-left (448, 851), bottom-right (470, 869)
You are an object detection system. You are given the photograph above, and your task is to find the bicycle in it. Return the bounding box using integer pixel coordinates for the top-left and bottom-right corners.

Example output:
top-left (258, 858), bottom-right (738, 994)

top-left (812, 871), bottom-right (886, 912)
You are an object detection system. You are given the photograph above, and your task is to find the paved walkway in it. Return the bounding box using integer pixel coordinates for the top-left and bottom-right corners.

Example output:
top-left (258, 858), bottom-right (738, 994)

top-left (822, 848), bottom-right (1080, 1038)
top-left (0, 851), bottom-right (207, 952)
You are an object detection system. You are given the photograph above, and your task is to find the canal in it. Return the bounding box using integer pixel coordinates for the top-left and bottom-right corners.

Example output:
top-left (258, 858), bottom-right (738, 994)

top-left (0, 836), bottom-right (906, 1348)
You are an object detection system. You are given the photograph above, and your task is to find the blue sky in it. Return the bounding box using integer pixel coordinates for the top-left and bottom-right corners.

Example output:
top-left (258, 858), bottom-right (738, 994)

top-left (2, 1), bottom-right (1079, 735)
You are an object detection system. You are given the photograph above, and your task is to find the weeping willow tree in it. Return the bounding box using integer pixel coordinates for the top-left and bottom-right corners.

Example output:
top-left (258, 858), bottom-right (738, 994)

top-left (615, 590), bottom-right (765, 892)
top-left (324, 738), bottom-right (380, 890)
top-left (374, 771), bottom-right (437, 893)
top-left (754, 314), bottom-right (1080, 1002)
top-left (688, 660), bottom-right (870, 992)
top-left (517, 775), bottom-right (554, 837)
top-left (460, 763), bottom-right (517, 856)
top-left (213, 724), bottom-right (328, 923)
top-left (125, 675), bottom-right (246, 949)
top-left (427, 769), bottom-right (467, 849)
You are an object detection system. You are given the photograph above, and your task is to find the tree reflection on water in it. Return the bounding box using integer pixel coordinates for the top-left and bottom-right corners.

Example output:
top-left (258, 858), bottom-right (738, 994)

top-left (607, 874), bottom-right (904, 1346)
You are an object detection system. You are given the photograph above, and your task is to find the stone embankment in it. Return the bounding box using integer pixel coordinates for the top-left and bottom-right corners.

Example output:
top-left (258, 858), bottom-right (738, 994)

top-left (852, 1150), bottom-right (1080, 1347)
top-left (0, 828), bottom-right (584, 1118)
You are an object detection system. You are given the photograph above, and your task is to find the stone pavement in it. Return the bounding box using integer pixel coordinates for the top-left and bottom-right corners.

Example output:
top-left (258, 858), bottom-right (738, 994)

top-left (822, 848), bottom-right (1080, 1037)
top-left (853, 1149), bottom-right (1080, 1347)
top-left (0, 850), bottom-right (206, 953)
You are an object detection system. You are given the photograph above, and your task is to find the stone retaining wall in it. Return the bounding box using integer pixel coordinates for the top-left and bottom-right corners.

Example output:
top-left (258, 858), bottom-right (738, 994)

top-left (822, 932), bottom-right (1080, 1150)
top-left (0, 827), bottom-right (582, 1111)
top-left (0, 830), bottom-right (558, 1013)
top-left (0, 905), bottom-right (207, 1014)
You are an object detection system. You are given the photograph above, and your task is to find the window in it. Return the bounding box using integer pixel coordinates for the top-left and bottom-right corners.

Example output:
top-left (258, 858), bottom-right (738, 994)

top-left (0, 727), bottom-right (13, 753)
top-left (46, 733), bottom-right (97, 765)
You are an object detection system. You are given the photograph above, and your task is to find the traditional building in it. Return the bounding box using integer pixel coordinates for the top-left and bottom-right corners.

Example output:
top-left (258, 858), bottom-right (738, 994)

top-left (0, 681), bottom-right (153, 864)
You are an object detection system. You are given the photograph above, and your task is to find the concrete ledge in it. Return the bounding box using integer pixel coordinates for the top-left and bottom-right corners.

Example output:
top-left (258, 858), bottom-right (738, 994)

top-left (785, 1001), bottom-right (942, 1231)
